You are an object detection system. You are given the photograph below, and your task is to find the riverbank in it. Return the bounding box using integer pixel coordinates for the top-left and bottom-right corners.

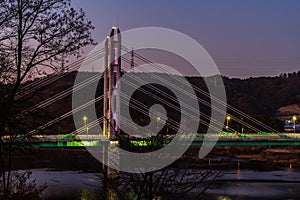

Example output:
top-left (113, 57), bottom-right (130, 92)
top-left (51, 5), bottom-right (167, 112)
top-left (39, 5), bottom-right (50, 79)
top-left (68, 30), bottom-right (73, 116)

top-left (5, 145), bottom-right (300, 171)
top-left (209, 146), bottom-right (300, 168)
top-left (8, 147), bottom-right (103, 172)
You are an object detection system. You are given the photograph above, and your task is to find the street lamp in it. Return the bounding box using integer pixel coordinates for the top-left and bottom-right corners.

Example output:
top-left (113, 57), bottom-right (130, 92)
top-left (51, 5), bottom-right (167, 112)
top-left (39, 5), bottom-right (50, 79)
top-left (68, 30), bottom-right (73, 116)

top-left (166, 122), bottom-right (169, 135)
top-left (241, 117), bottom-right (244, 134)
top-left (83, 116), bottom-right (88, 137)
top-left (226, 115), bottom-right (231, 131)
top-left (156, 117), bottom-right (160, 133)
top-left (292, 115), bottom-right (297, 133)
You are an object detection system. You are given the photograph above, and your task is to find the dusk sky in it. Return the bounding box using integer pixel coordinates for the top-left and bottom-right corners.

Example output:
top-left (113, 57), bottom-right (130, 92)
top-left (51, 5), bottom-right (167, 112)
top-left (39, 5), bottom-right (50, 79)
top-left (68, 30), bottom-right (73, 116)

top-left (72, 0), bottom-right (300, 78)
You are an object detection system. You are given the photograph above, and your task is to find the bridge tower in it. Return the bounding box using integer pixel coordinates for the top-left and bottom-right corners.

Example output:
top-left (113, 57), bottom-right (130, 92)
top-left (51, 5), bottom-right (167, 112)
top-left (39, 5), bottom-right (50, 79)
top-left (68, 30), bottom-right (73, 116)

top-left (103, 27), bottom-right (121, 139)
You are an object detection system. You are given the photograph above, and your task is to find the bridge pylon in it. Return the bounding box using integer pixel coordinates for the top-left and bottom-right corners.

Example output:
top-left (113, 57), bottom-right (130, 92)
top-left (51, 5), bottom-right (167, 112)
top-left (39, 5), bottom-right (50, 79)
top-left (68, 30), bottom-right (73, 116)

top-left (103, 27), bottom-right (121, 139)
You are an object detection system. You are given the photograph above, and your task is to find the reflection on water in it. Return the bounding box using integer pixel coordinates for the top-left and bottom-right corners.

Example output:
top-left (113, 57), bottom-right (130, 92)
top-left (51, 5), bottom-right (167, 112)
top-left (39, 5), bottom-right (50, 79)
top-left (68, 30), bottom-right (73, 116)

top-left (237, 168), bottom-right (241, 180)
top-left (28, 170), bottom-right (102, 200)
top-left (206, 182), bottom-right (300, 200)
top-left (224, 168), bottom-right (300, 181)
top-left (29, 168), bottom-right (300, 200)
top-left (203, 166), bottom-right (300, 200)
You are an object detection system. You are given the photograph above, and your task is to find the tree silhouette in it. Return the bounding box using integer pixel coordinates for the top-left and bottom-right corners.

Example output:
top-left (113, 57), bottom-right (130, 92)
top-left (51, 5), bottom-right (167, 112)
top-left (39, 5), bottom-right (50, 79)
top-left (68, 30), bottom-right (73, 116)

top-left (0, 0), bottom-right (95, 198)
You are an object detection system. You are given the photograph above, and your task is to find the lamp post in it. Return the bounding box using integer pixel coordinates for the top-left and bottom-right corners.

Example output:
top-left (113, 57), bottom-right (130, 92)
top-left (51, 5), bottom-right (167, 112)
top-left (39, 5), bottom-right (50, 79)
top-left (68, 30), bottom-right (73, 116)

top-left (292, 115), bottom-right (297, 133)
top-left (226, 115), bottom-right (231, 131)
top-left (83, 116), bottom-right (88, 137)
top-left (166, 122), bottom-right (169, 135)
top-left (241, 117), bottom-right (244, 134)
top-left (157, 116), bottom-right (160, 133)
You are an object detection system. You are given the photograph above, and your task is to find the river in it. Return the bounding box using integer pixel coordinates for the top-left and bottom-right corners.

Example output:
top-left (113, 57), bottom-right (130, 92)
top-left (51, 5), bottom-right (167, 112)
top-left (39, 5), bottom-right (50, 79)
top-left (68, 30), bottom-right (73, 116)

top-left (28, 168), bottom-right (300, 200)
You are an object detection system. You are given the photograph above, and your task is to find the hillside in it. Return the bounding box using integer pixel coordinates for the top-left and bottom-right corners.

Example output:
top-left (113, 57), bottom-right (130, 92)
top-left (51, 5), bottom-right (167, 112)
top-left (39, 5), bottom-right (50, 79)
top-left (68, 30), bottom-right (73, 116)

top-left (6, 71), bottom-right (300, 134)
top-left (224, 74), bottom-right (300, 115)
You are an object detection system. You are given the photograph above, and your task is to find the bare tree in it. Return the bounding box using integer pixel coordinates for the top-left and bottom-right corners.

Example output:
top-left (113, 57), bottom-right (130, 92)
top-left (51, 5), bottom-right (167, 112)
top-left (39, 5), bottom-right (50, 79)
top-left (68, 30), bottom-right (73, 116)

top-left (0, 0), bottom-right (95, 96)
top-left (0, 171), bottom-right (47, 200)
top-left (99, 130), bottom-right (224, 200)
top-left (0, 0), bottom-right (95, 198)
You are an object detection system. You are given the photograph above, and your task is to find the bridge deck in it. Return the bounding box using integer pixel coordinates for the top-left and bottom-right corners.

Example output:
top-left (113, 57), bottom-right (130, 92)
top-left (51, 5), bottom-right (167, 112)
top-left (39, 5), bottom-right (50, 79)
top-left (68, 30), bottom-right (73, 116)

top-left (1, 133), bottom-right (300, 147)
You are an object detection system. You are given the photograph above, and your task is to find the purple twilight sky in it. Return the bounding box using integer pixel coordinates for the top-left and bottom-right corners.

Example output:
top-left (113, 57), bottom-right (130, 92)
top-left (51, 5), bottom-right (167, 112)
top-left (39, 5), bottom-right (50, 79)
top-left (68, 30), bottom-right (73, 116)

top-left (72, 0), bottom-right (300, 78)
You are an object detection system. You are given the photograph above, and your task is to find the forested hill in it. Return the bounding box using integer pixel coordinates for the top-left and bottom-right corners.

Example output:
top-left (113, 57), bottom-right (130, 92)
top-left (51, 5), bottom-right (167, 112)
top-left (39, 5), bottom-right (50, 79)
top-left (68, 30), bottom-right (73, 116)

top-left (221, 72), bottom-right (300, 115)
top-left (7, 70), bottom-right (300, 134)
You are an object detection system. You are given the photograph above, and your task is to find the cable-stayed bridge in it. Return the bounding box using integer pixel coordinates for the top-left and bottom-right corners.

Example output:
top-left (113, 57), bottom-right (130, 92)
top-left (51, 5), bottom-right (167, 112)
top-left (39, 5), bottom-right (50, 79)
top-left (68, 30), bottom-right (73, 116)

top-left (4, 27), bottom-right (300, 148)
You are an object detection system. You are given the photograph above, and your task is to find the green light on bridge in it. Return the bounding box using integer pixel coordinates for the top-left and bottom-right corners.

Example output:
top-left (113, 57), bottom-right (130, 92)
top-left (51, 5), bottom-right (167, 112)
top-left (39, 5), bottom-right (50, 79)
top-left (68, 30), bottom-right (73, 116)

top-left (130, 140), bottom-right (153, 146)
